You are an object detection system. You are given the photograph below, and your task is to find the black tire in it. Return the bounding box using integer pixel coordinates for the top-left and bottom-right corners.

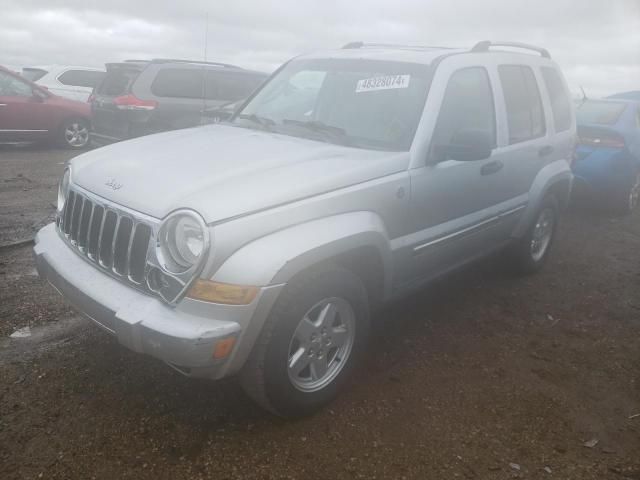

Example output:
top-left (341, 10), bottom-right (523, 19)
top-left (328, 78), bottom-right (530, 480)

top-left (613, 173), bottom-right (640, 215)
top-left (509, 194), bottom-right (559, 275)
top-left (58, 118), bottom-right (90, 149)
top-left (240, 264), bottom-right (370, 417)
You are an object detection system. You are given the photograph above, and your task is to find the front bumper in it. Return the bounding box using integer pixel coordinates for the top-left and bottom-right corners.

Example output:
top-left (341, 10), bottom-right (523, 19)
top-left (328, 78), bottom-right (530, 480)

top-left (34, 223), bottom-right (283, 379)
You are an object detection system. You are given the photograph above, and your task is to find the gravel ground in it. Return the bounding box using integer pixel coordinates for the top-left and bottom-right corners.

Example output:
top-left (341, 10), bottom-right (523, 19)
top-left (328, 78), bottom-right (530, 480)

top-left (1, 145), bottom-right (639, 479)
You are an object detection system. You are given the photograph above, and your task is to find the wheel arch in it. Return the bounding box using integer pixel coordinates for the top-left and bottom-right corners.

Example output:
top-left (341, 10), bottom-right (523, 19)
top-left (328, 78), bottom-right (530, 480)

top-left (212, 211), bottom-right (394, 303)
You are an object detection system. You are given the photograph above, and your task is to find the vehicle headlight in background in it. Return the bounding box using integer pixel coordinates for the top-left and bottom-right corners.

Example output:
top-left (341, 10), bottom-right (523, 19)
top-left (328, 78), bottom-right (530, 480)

top-left (156, 210), bottom-right (209, 274)
top-left (57, 168), bottom-right (70, 212)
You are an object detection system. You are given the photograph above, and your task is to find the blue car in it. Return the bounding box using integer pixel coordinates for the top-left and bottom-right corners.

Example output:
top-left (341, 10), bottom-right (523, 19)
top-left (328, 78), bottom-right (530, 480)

top-left (573, 98), bottom-right (640, 212)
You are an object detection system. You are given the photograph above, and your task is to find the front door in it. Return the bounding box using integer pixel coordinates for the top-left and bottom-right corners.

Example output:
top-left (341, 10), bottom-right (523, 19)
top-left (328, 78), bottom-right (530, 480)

top-left (405, 66), bottom-right (508, 283)
top-left (0, 70), bottom-right (50, 142)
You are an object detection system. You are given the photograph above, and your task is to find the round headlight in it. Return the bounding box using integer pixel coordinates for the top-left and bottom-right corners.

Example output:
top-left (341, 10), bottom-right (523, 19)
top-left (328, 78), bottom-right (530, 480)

top-left (57, 168), bottom-right (70, 211)
top-left (157, 211), bottom-right (209, 274)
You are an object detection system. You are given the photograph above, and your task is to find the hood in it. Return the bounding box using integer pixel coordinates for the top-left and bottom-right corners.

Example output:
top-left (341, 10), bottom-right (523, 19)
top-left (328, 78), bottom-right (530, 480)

top-left (71, 125), bottom-right (407, 223)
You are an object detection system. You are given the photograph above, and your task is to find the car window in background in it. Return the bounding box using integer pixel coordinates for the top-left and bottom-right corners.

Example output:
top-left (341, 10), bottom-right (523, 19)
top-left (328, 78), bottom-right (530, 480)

top-left (21, 68), bottom-right (48, 82)
top-left (235, 58), bottom-right (432, 151)
top-left (97, 68), bottom-right (141, 96)
top-left (0, 71), bottom-right (33, 97)
top-left (499, 65), bottom-right (546, 144)
top-left (576, 101), bottom-right (627, 126)
top-left (151, 69), bottom-right (203, 99)
top-left (431, 67), bottom-right (496, 148)
top-left (58, 70), bottom-right (105, 88)
top-left (206, 72), bottom-right (265, 102)
top-left (541, 67), bottom-right (572, 132)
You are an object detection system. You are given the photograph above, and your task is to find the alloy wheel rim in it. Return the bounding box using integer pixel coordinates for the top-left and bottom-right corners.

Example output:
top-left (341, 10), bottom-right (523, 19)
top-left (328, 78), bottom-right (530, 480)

top-left (65, 122), bottom-right (89, 147)
top-left (530, 207), bottom-right (555, 262)
top-left (287, 297), bottom-right (355, 392)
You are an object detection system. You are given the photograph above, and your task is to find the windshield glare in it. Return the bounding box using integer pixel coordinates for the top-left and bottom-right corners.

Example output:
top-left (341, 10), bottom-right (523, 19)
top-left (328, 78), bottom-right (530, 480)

top-left (232, 58), bottom-right (432, 151)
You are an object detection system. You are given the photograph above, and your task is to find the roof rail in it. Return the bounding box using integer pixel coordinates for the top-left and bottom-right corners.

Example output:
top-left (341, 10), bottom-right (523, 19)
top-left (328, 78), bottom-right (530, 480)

top-left (341, 41), bottom-right (456, 51)
top-left (150, 58), bottom-right (243, 69)
top-left (471, 41), bottom-right (551, 59)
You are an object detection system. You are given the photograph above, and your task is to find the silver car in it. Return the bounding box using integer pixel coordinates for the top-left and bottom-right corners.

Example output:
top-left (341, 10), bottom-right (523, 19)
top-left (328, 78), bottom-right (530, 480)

top-left (34, 41), bottom-right (574, 417)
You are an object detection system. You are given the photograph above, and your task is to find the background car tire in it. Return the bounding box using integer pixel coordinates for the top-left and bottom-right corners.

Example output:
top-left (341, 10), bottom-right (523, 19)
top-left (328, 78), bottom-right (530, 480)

top-left (240, 264), bottom-right (370, 417)
top-left (59, 118), bottom-right (90, 149)
top-left (614, 172), bottom-right (640, 215)
top-left (509, 194), bottom-right (559, 275)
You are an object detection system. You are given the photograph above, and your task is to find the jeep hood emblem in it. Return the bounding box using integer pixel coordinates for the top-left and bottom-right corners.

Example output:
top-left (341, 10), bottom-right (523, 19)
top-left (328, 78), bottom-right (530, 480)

top-left (105, 178), bottom-right (123, 190)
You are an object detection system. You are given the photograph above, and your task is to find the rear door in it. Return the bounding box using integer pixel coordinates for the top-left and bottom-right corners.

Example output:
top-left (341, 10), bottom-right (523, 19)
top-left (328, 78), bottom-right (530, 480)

top-left (143, 66), bottom-right (206, 131)
top-left (0, 70), bottom-right (51, 142)
top-left (91, 64), bottom-right (144, 140)
top-left (55, 69), bottom-right (105, 101)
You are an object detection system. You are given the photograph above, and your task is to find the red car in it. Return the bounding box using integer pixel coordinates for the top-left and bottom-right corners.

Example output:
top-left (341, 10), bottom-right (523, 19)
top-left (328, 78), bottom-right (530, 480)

top-left (0, 65), bottom-right (91, 149)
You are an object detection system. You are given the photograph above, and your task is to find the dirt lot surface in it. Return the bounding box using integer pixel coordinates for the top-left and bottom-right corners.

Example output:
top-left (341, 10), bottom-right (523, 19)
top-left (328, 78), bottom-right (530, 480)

top-left (1, 145), bottom-right (639, 479)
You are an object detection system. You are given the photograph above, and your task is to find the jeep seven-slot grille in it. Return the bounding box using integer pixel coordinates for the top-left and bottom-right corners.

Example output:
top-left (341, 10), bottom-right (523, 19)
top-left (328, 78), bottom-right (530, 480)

top-left (57, 188), bottom-right (152, 285)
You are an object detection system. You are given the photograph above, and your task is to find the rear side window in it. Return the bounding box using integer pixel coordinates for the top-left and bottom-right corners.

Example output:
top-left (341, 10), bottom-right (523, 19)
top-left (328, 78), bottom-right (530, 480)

top-left (22, 68), bottom-right (48, 82)
top-left (576, 100), bottom-right (627, 126)
top-left (499, 65), bottom-right (546, 144)
top-left (431, 67), bottom-right (496, 149)
top-left (58, 70), bottom-right (105, 88)
top-left (541, 67), bottom-right (571, 132)
top-left (151, 68), bottom-right (204, 99)
top-left (205, 72), bottom-right (264, 102)
top-left (98, 69), bottom-right (140, 96)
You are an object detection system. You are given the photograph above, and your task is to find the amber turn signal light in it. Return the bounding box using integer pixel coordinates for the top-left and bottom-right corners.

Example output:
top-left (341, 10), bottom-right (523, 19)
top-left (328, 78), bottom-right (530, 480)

top-left (213, 337), bottom-right (237, 359)
top-left (186, 280), bottom-right (259, 305)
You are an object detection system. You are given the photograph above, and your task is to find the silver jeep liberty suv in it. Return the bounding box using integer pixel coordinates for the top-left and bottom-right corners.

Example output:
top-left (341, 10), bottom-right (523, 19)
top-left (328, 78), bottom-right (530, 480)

top-left (35, 41), bottom-right (574, 417)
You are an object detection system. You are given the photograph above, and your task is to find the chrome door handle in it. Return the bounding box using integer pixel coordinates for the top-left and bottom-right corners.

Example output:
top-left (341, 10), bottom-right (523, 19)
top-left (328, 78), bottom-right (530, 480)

top-left (480, 160), bottom-right (504, 176)
top-left (0, 104), bottom-right (7, 107)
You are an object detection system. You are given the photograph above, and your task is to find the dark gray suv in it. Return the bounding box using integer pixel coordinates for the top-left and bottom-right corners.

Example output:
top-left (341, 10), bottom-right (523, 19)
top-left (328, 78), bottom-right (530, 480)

top-left (90, 59), bottom-right (267, 146)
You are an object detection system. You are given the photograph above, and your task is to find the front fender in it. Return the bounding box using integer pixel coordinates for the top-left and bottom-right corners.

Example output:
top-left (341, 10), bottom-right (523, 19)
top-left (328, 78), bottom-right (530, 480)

top-left (512, 159), bottom-right (573, 238)
top-left (212, 211), bottom-right (393, 292)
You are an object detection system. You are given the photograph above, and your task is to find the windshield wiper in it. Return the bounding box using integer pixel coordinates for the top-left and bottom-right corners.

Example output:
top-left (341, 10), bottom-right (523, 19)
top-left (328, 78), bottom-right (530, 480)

top-left (281, 119), bottom-right (350, 145)
top-left (237, 113), bottom-right (276, 131)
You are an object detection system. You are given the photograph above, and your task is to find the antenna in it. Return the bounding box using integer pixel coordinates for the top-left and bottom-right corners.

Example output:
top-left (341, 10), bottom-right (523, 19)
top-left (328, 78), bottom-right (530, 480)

top-left (201, 12), bottom-right (209, 123)
top-left (204, 13), bottom-right (209, 62)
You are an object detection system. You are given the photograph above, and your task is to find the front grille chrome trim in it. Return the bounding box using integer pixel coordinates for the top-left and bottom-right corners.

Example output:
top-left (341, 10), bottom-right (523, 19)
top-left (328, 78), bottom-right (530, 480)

top-left (56, 184), bottom-right (159, 298)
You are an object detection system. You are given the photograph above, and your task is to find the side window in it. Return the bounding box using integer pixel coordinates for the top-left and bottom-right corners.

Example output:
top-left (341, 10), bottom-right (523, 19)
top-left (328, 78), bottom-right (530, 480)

top-left (151, 69), bottom-right (204, 99)
top-left (206, 72), bottom-right (264, 102)
top-left (541, 67), bottom-right (571, 132)
top-left (0, 71), bottom-right (33, 97)
top-left (498, 65), bottom-right (546, 144)
top-left (58, 70), bottom-right (105, 88)
top-left (431, 67), bottom-right (496, 150)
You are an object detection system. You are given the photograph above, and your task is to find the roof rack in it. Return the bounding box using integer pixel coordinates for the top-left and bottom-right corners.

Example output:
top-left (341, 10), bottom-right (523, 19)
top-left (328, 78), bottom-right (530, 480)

top-left (471, 41), bottom-right (551, 58)
top-left (150, 58), bottom-right (243, 69)
top-left (342, 41), bottom-right (456, 51)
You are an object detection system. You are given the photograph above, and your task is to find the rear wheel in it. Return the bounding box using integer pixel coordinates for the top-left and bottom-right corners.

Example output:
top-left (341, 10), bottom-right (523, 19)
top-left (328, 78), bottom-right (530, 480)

top-left (615, 173), bottom-right (640, 214)
top-left (240, 265), bottom-right (369, 417)
top-left (59, 118), bottom-right (89, 149)
top-left (509, 195), bottom-right (559, 274)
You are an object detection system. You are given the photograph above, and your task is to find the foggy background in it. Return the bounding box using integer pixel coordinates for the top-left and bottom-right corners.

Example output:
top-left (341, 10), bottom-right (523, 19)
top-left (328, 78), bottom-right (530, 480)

top-left (1, 0), bottom-right (638, 98)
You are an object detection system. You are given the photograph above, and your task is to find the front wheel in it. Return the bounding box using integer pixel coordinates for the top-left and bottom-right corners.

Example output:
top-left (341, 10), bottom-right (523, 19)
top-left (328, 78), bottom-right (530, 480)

top-left (240, 265), bottom-right (370, 417)
top-left (59, 118), bottom-right (90, 149)
top-left (509, 195), bottom-right (559, 275)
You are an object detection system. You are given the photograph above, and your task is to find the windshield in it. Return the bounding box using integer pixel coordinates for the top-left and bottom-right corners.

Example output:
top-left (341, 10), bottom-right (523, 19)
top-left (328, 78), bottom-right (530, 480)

top-left (22, 68), bottom-right (47, 82)
top-left (231, 58), bottom-right (432, 151)
top-left (577, 100), bottom-right (627, 126)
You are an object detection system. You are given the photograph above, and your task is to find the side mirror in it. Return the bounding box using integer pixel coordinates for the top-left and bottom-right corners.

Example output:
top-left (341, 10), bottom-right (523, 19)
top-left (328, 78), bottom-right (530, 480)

top-left (201, 101), bottom-right (241, 125)
top-left (431, 128), bottom-right (494, 163)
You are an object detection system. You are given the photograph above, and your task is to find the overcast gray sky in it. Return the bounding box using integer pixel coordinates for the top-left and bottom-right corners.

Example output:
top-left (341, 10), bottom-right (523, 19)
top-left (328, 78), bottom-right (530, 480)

top-left (1, 0), bottom-right (638, 97)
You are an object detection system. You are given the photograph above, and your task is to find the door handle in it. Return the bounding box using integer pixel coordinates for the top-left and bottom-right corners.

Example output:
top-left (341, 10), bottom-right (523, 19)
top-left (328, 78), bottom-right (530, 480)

top-left (480, 160), bottom-right (504, 176)
top-left (539, 145), bottom-right (554, 157)
top-left (0, 104), bottom-right (7, 107)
